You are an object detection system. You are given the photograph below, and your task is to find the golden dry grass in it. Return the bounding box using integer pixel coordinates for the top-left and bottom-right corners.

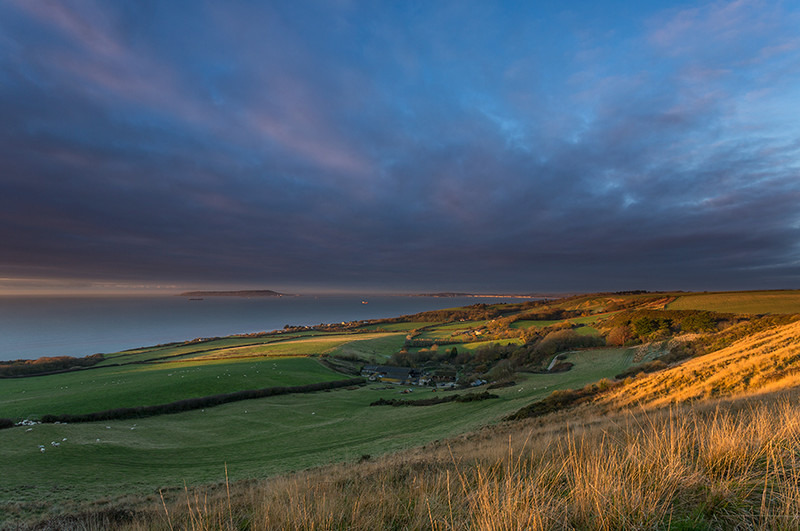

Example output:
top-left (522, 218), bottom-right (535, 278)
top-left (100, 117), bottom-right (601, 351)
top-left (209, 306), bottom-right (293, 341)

top-left (602, 319), bottom-right (800, 409)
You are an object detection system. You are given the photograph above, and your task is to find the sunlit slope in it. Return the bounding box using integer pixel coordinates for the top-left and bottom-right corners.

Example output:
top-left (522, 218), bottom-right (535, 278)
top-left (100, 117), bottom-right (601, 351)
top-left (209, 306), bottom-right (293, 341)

top-left (604, 319), bottom-right (800, 408)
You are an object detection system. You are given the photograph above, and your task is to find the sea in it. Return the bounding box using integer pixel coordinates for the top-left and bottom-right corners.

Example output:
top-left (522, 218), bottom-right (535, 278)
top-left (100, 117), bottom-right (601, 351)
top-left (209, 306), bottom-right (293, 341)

top-left (0, 295), bottom-right (529, 361)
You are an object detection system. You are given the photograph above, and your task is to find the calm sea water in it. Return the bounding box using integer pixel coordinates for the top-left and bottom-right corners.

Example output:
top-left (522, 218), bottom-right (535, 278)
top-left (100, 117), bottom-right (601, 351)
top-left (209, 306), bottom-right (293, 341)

top-left (0, 295), bottom-right (525, 361)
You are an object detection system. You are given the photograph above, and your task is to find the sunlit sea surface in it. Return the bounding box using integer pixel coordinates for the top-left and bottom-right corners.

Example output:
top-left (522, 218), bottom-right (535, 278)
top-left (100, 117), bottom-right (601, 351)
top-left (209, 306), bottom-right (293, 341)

top-left (0, 295), bottom-right (528, 361)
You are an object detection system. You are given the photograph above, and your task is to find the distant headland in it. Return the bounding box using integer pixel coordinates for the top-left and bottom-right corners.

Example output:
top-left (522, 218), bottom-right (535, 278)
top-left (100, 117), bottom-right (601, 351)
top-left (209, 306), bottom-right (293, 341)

top-left (411, 292), bottom-right (550, 299)
top-left (178, 290), bottom-right (286, 298)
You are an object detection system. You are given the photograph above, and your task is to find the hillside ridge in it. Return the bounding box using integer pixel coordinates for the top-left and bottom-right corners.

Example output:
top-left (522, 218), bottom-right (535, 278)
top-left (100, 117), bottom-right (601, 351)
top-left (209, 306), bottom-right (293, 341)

top-left (178, 289), bottom-right (285, 297)
top-left (603, 318), bottom-right (800, 408)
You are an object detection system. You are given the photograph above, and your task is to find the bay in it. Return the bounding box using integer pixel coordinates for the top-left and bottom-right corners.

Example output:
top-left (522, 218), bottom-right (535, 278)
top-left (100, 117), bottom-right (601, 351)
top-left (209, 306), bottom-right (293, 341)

top-left (0, 295), bottom-right (526, 361)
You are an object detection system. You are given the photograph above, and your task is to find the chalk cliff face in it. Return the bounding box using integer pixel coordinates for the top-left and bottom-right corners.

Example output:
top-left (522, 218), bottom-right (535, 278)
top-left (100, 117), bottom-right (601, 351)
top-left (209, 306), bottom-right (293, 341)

top-left (179, 290), bottom-right (285, 297)
top-left (602, 319), bottom-right (800, 408)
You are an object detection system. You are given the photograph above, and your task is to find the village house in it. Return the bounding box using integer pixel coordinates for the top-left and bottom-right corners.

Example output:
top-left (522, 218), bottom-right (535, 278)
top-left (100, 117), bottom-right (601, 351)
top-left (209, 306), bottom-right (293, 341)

top-left (361, 365), bottom-right (423, 385)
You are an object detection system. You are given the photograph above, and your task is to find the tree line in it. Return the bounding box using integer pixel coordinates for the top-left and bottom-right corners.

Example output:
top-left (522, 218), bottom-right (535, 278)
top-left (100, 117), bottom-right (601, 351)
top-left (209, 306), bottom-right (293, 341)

top-left (0, 354), bottom-right (105, 378)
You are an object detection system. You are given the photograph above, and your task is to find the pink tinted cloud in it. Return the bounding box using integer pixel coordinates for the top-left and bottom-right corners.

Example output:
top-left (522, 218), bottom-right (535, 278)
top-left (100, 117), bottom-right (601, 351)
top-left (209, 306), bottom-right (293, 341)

top-left (10, 0), bottom-right (221, 132)
top-left (207, 3), bottom-right (376, 181)
top-left (246, 75), bottom-right (374, 179)
top-left (252, 112), bottom-right (373, 177)
top-left (15, 0), bottom-right (375, 183)
top-left (9, 0), bottom-right (124, 59)
top-left (647, 0), bottom-right (785, 60)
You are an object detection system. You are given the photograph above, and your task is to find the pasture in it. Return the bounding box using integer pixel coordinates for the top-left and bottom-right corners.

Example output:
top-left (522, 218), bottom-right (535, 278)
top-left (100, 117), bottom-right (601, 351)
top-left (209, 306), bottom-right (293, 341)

top-left (327, 334), bottom-right (407, 361)
top-left (511, 314), bottom-right (604, 330)
top-left (0, 357), bottom-right (343, 419)
top-left (666, 290), bottom-right (800, 314)
top-left (0, 337), bottom-right (634, 516)
top-left (95, 335), bottom-right (310, 366)
top-left (510, 319), bottom-right (561, 329)
top-left (184, 332), bottom-right (402, 360)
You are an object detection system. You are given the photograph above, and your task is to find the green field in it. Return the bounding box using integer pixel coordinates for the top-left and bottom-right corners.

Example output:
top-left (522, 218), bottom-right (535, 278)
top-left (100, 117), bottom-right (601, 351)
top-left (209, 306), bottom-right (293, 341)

top-left (96, 335), bottom-right (308, 365)
top-left (511, 314), bottom-right (604, 330)
top-left (362, 321), bottom-right (435, 332)
top-left (574, 325), bottom-right (600, 336)
top-left (327, 333), bottom-right (407, 361)
top-left (453, 338), bottom-right (525, 352)
top-left (0, 356), bottom-right (343, 419)
top-left (0, 332), bottom-right (634, 515)
top-left (666, 290), bottom-right (800, 314)
top-left (510, 319), bottom-right (561, 329)
top-left (186, 333), bottom-right (399, 360)
top-left (428, 320), bottom-right (488, 330)
top-left (0, 293), bottom-right (666, 524)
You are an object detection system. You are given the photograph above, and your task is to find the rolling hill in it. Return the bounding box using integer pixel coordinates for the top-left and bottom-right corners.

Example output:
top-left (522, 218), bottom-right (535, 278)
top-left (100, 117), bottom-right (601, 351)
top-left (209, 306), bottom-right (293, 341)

top-left (602, 318), bottom-right (800, 409)
top-left (4, 289), bottom-right (800, 529)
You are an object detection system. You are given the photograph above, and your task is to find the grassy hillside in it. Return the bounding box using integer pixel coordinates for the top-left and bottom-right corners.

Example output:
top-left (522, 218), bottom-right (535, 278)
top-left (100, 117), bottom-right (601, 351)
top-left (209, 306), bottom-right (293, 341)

top-left (4, 289), bottom-right (800, 529)
top-left (0, 345), bottom-right (633, 525)
top-left (603, 318), bottom-right (800, 408)
top-left (30, 384), bottom-right (800, 529)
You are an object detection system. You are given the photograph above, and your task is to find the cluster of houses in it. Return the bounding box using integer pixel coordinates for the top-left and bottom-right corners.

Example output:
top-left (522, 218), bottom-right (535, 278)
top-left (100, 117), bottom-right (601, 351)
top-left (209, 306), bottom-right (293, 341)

top-left (361, 365), bottom-right (457, 389)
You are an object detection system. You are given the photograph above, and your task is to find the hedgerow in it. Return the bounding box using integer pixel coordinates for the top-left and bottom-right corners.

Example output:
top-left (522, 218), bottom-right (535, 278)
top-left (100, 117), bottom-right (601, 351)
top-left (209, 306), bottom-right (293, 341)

top-left (370, 391), bottom-right (498, 407)
top-left (39, 378), bottom-right (365, 424)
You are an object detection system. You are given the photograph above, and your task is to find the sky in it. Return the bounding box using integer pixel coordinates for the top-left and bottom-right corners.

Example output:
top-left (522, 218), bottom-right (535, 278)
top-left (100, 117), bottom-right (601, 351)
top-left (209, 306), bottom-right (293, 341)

top-left (1, 0), bottom-right (799, 295)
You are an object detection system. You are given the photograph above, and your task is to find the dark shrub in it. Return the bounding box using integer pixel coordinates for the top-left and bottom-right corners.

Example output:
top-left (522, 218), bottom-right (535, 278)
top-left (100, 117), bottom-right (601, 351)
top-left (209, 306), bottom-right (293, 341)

top-left (0, 353), bottom-right (105, 377)
top-left (370, 391), bottom-right (498, 407)
top-left (534, 330), bottom-right (604, 357)
top-left (549, 361), bottom-right (574, 372)
top-left (615, 360), bottom-right (668, 380)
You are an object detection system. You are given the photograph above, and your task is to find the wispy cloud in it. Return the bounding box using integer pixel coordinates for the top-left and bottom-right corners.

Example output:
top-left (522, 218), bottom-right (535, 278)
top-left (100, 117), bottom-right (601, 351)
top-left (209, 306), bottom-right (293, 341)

top-left (0, 0), bottom-right (798, 292)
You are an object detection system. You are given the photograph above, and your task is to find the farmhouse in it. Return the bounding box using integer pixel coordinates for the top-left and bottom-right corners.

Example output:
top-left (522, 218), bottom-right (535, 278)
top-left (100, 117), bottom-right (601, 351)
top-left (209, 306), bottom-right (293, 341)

top-left (361, 365), bottom-right (423, 385)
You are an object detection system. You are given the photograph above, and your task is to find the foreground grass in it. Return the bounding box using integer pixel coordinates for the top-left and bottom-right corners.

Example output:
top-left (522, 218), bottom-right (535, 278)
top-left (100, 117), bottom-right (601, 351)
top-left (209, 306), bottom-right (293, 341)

top-left (31, 388), bottom-right (800, 530)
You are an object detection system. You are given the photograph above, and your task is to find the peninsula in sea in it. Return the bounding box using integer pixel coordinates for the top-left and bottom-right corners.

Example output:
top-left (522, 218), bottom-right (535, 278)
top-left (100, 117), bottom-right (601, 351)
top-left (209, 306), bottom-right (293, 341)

top-left (178, 290), bottom-right (286, 297)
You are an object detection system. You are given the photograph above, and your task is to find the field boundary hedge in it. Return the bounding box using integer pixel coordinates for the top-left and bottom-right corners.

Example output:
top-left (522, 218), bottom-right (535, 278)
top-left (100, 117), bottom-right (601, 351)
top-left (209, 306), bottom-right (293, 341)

top-left (370, 391), bottom-right (498, 407)
top-left (0, 354), bottom-right (105, 378)
top-left (38, 378), bottom-right (365, 424)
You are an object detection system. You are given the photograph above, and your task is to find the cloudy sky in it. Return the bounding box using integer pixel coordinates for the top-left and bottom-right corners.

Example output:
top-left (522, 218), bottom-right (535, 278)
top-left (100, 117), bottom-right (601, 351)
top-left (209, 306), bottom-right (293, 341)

top-left (1, 0), bottom-right (799, 294)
